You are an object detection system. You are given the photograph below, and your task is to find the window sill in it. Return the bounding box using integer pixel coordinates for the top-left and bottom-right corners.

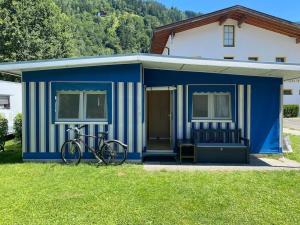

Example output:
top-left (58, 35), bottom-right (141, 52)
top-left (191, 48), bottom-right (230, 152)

top-left (54, 121), bottom-right (109, 125)
top-left (191, 119), bottom-right (233, 123)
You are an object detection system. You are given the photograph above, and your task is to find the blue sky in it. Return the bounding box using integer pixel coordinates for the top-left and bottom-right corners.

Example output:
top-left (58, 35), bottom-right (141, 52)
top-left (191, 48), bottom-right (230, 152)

top-left (158, 0), bottom-right (300, 22)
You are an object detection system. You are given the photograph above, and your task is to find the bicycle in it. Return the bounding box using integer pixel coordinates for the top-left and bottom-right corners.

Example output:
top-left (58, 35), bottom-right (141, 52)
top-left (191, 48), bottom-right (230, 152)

top-left (60, 125), bottom-right (128, 165)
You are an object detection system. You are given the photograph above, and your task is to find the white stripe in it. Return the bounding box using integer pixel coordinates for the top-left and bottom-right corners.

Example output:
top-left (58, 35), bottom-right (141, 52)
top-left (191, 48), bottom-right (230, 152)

top-left (29, 82), bottom-right (36, 153)
top-left (203, 122), bottom-right (208, 129)
top-left (59, 124), bottom-right (65, 152)
top-left (22, 82), bottom-right (26, 153)
top-left (109, 83), bottom-right (114, 140)
top-left (279, 84), bottom-right (283, 148)
top-left (230, 122), bottom-right (235, 130)
top-left (128, 83), bottom-right (134, 152)
top-left (221, 122), bottom-right (226, 129)
top-left (247, 85), bottom-right (251, 142)
top-left (137, 83), bottom-right (143, 152)
top-left (39, 82), bottom-right (46, 153)
top-left (89, 125), bottom-right (94, 148)
top-left (49, 83), bottom-right (55, 153)
top-left (177, 85), bottom-right (183, 139)
top-left (118, 82), bottom-right (124, 143)
top-left (238, 85), bottom-right (244, 136)
top-left (186, 85), bottom-right (191, 139)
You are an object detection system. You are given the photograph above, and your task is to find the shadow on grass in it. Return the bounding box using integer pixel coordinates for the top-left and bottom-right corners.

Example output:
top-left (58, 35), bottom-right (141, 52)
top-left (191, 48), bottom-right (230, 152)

top-left (0, 140), bottom-right (23, 164)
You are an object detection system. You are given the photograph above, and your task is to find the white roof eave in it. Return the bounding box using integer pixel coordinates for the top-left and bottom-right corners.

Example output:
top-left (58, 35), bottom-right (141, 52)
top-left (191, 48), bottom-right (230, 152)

top-left (0, 54), bottom-right (299, 80)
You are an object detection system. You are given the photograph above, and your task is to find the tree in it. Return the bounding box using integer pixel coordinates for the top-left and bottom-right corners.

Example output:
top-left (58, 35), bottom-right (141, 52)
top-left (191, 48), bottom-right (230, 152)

top-left (0, 0), bottom-right (75, 62)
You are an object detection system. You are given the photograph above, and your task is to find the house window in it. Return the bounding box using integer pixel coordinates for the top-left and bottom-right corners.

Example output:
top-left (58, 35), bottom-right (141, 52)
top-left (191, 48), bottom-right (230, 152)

top-left (276, 57), bottom-right (286, 63)
top-left (223, 25), bottom-right (235, 47)
top-left (248, 57), bottom-right (258, 61)
top-left (224, 56), bottom-right (234, 60)
top-left (56, 91), bottom-right (107, 121)
top-left (0, 95), bottom-right (10, 109)
top-left (283, 89), bottom-right (293, 95)
top-left (192, 93), bottom-right (231, 120)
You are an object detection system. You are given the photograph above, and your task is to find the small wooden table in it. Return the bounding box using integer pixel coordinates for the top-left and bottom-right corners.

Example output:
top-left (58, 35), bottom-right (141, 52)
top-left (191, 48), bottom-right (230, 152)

top-left (177, 140), bottom-right (196, 163)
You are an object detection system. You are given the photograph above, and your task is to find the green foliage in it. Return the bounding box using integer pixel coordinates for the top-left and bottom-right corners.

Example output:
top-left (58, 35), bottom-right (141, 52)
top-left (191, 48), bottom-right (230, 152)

top-left (283, 104), bottom-right (299, 118)
top-left (0, 0), bottom-right (75, 62)
top-left (13, 113), bottom-right (22, 142)
top-left (0, 114), bottom-right (8, 150)
top-left (0, 0), bottom-right (201, 66)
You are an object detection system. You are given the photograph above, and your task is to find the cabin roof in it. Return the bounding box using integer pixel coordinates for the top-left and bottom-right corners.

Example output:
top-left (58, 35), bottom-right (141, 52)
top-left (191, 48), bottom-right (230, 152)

top-left (0, 54), bottom-right (300, 81)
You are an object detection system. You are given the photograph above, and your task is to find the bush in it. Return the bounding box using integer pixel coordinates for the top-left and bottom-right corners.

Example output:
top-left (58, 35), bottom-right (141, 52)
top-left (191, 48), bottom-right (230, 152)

top-left (14, 113), bottom-right (22, 142)
top-left (283, 105), bottom-right (299, 118)
top-left (0, 114), bottom-right (8, 150)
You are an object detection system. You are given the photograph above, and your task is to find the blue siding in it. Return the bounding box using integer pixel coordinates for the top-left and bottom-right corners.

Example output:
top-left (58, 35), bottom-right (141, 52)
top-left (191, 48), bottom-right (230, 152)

top-left (23, 64), bottom-right (141, 82)
top-left (22, 65), bottom-right (283, 161)
top-left (22, 64), bottom-right (143, 161)
top-left (144, 69), bottom-right (282, 154)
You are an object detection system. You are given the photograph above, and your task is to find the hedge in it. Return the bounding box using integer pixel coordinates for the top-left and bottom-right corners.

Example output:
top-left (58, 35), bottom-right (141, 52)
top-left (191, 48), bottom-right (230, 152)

top-left (14, 113), bottom-right (22, 142)
top-left (0, 114), bottom-right (8, 150)
top-left (283, 105), bottom-right (299, 118)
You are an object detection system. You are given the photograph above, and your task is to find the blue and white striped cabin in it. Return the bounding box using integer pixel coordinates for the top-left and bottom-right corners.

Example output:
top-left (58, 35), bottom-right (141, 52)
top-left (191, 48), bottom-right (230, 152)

top-left (0, 54), bottom-right (294, 162)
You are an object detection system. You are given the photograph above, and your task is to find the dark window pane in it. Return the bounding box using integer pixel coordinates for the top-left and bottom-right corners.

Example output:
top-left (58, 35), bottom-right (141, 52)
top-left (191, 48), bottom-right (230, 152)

top-left (58, 94), bottom-right (80, 119)
top-left (86, 94), bottom-right (106, 119)
top-left (193, 94), bottom-right (208, 118)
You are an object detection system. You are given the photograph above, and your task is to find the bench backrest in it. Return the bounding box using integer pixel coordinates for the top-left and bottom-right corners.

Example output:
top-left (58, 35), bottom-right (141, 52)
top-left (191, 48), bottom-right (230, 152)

top-left (193, 129), bottom-right (242, 144)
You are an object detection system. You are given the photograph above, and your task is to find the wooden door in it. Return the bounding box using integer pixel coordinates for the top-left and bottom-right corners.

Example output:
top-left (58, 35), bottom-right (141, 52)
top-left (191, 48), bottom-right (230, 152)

top-left (147, 91), bottom-right (170, 139)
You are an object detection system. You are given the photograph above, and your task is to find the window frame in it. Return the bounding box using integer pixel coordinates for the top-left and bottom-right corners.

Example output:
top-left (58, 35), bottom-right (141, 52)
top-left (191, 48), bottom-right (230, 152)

top-left (224, 56), bottom-right (234, 60)
top-left (56, 91), bottom-right (83, 122)
top-left (192, 92), bottom-right (232, 121)
top-left (223, 25), bottom-right (235, 47)
top-left (283, 89), bottom-right (293, 95)
top-left (275, 57), bottom-right (286, 63)
top-left (248, 57), bottom-right (259, 61)
top-left (83, 91), bottom-right (108, 122)
top-left (56, 90), bottom-right (108, 122)
top-left (0, 95), bottom-right (10, 109)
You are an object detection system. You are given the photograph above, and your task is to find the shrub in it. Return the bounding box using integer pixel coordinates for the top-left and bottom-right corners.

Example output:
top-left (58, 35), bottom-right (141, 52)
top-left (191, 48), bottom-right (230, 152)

top-left (0, 114), bottom-right (8, 150)
top-left (14, 113), bottom-right (22, 142)
top-left (283, 105), bottom-right (299, 118)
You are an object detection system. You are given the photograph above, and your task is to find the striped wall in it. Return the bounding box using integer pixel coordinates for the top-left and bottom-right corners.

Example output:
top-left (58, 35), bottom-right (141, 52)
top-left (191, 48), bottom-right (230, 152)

top-left (22, 81), bottom-right (143, 160)
top-left (174, 84), bottom-right (251, 142)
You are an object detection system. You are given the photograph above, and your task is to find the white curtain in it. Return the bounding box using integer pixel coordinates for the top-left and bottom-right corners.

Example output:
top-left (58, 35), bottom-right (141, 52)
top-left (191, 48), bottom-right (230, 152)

top-left (214, 95), bottom-right (230, 118)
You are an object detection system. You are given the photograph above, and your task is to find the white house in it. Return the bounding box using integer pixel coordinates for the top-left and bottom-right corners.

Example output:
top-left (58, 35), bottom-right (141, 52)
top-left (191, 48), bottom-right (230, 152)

top-left (151, 5), bottom-right (300, 107)
top-left (0, 80), bottom-right (22, 133)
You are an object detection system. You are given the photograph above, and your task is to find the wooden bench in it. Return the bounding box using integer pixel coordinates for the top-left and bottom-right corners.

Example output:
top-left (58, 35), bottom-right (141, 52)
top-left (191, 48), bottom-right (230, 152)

top-left (192, 129), bottom-right (250, 164)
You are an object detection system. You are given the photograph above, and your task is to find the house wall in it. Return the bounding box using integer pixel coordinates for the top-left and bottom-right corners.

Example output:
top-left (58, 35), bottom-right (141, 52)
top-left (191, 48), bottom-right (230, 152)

top-left (163, 19), bottom-right (300, 63)
top-left (22, 64), bottom-right (143, 161)
top-left (144, 69), bottom-right (283, 154)
top-left (283, 79), bottom-right (300, 107)
top-left (0, 80), bottom-right (22, 133)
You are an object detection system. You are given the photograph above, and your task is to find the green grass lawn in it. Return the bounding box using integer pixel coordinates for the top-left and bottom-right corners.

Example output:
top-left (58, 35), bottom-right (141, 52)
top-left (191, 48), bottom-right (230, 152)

top-left (285, 135), bottom-right (300, 162)
top-left (1, 141), bottom-right (300, 225)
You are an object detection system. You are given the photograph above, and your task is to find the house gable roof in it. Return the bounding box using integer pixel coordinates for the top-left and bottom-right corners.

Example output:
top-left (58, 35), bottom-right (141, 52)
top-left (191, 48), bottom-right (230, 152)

top-left (150, 5), bottom-right (300, 54)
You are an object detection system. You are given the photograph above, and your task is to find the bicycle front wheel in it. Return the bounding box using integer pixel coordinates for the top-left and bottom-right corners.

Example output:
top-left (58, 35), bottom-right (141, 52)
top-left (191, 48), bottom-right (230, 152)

top-left (100, 141), bottom-right (127, 165)
top-left (61, 140), bottom-right (82, 165)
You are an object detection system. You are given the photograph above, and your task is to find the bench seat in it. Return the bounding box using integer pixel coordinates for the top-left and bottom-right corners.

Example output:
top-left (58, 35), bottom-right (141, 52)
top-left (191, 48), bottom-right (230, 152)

top-left (193, 129), bottom-right (250, 164)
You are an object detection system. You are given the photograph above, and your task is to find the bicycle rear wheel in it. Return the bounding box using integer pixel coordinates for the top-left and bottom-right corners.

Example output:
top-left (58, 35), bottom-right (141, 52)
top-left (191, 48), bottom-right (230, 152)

top-left (61, 140), bottom-right (82, 165)
top-left (100, 140), bottom-right (127, 165)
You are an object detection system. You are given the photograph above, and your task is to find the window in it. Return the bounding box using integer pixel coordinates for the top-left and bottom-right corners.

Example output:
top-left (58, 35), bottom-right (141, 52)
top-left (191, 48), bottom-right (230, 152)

top-left (224, 56), bottom-right (234, 60)
top-left (192, 93), bottom-right (231, 120)
top-left (84, 93), bottom-right (107, 120)
top-left (223, 25), bottom-right (235, 47)
top-left (248, 57), bottom-right (258, 61)
top-left (276, 57), bottom-right (286, 63)
top-left (56, 91), bottom-right (107, 121)
top-left (0, 95), bottom-right (10, 109)
top-left (283, 89), bottom-right (293, 95)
